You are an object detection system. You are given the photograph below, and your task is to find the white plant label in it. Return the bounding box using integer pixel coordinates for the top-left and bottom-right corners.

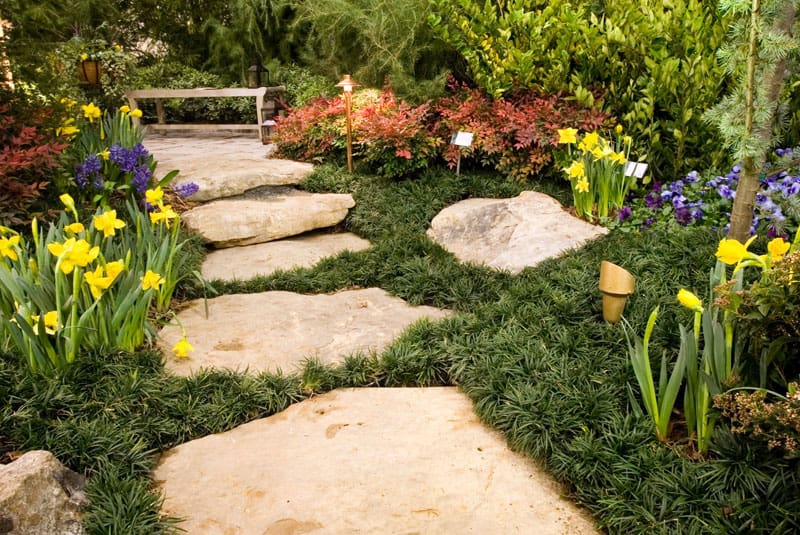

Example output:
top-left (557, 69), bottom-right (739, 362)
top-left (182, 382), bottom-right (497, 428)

top-left (450, 131), bottom-right (474, 147)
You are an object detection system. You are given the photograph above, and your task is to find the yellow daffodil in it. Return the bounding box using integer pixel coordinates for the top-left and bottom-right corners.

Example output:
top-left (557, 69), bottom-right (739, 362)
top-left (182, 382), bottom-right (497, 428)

top-left (60, 193), bottom-right (75, 212)
top-left (615, 124), bottom-right (624, 134)
top-left (565, 160), bottom-right (585, 179)
top-left (141, 270), bottom-right (165, 291)
top-left (768, 237), bottom-right (790, 260)
top-left (172, 336), bottom-right (194, 358)
top-left (65, 223), bottom-right (84, 235)
top-left (149, 204), bottom-right (178, 228)
top-left (113, 44), bottom-right (121, 51)
top-left (592, 145), bottom-right (613, 160)
top-left (105, 260), bottom-right (125, 280)
top-left (557, 128), bottom-right (578, 144)
top-left (84, 265), bottom-right (116, 299)
top-left (0, 235), bottom-right (20, 261)
top-left (576, 178), bottom-right (590, 193)
top-left (47, 238), bottom-right (99, 274)
top-left (130, 109), bottom-right (142, 118)
top-left (119, 105), bottom-right (130, 113)
top-left (58, 125), bottom-right (80, 137)
top-left (99, 149), bottom-right (110, 161)
top-left (715, 236), bottom-right (757, 265)
top-left (82, 103), bottom-right (101, 122)
top-left (611, 151), bottom-right (627, 165)
top-left (93, 210), bottom-right (126, 238)
top-left (145, 187), bottom-right (164, 206)
top-left (31, 310), bottom-right (59, 335)
top-left (623, 135), bottom-right (633, 146)
top-left (578, 131), bottom-right (600, 152)
top-left (80, 53), bottom-right (89, 61)
top-left (677, 288), bottom-right (703, 313)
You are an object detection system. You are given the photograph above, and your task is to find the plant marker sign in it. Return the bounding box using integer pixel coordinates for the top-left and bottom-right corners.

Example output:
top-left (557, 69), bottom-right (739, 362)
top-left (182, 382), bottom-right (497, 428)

top-left (624, 161), bottom-right (649, 179)
top-left (450, 131), bottom-right (474, 175)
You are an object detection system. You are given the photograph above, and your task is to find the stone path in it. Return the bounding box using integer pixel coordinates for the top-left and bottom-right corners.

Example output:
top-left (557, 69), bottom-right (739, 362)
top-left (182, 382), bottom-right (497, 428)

top-left (159, 288), bottom-right (451, 376)
top-left (154, 388), bottom-right (598, 534)
top-left (427, 191), bottom-right (608, 274)
top-left (147, 135), bottom-right (602, 533)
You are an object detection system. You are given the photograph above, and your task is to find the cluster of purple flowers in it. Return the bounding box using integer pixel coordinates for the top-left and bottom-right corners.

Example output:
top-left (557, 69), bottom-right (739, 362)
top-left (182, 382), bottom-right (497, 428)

top-left (617, 149), bottom-right (800, 236)
top-left (173, 182), bottom-right (200, 198)
top-left (75, 154), bottom-right (103, 189)
top-left (75, 143), bottom-right (153, 195)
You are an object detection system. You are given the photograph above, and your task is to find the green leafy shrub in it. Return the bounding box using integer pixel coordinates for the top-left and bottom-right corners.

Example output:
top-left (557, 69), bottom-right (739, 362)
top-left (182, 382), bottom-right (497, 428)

top-left (428, 0), bottom-right (730, 179)
top-left (275, 63), bottom-right (336, 107)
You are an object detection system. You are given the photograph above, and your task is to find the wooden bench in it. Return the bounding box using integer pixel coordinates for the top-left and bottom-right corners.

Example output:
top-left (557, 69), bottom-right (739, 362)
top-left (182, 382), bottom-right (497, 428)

top-left (125, 86), bottom-right (286, 142)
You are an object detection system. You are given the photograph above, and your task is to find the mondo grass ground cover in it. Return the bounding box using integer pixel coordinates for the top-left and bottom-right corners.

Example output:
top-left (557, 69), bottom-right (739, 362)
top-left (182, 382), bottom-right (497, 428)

top-left (2, 166), bottom-right (799, 533)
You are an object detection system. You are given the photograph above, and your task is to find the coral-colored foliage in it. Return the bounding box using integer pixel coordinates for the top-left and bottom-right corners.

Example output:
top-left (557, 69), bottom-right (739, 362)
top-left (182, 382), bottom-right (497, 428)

top-left (1, 93), bottom-right (68, 226)
top-left (273, 82), bottom-right (611, 180)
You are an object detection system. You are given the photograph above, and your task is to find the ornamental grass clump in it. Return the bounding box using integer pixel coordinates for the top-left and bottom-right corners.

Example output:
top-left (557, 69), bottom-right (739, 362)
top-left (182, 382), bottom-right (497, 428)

top-left (558, 126), bottom-right (634, 221)
top-left (0, 191), bottom-right (190, 372)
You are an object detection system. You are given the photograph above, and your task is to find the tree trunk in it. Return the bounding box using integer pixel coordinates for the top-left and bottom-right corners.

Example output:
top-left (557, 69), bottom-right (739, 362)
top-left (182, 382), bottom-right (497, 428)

top-left (728, 1), bottom-right (797, 241)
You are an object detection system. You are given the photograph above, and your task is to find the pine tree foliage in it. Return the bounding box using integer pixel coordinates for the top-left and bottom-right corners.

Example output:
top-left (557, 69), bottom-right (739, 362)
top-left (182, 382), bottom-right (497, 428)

top-left (705, 0), bottom-right (799, 166)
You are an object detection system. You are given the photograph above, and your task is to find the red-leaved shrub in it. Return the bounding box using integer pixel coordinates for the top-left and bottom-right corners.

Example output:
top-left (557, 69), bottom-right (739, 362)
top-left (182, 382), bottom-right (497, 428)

top-left (273, 82), bottom-right (611, 181)
top-left (0, 91), bottom-right (68, 226)
top-left (434, 83), bottom-right (610, 181)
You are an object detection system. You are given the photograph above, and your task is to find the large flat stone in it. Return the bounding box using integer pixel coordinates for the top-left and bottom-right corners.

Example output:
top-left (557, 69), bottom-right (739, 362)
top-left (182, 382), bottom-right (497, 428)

top-left (182, 192), bottom-right (355, 248)
top-left (145, 136), bottom-right (314, 201)
top-left (201, 231), bottom-right (371, 281)
top-left (158, 288), bottom-right (451, 376)
top-left (153, 388), bottom-right (598, 534)
top-left (427, 191), bottom-right (607, 274)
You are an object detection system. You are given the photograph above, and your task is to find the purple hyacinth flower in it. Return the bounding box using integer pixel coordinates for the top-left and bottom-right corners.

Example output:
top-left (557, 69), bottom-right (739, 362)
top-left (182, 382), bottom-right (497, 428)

top-left (174, 182), bottom-right (200, 198)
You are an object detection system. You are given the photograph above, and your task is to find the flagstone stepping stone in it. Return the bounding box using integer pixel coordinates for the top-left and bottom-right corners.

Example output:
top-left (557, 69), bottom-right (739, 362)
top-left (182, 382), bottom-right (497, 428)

top-left (144, 136), bottom-right (314, 201)
top-left (182, 192), bottom-right (355, 248)
top-left (158, 288), bottom-right (451, 376)
top-left (153, 387), bottom-right (598, 534)
top-left (427, 191), bottom-right (607, 274)
top-left (201, 231), bottom-right (371, 281)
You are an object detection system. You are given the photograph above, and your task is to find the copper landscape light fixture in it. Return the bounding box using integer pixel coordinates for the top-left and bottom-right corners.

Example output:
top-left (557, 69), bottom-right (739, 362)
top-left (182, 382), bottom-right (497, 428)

top-left (336, 74), bottom-right (359, 173)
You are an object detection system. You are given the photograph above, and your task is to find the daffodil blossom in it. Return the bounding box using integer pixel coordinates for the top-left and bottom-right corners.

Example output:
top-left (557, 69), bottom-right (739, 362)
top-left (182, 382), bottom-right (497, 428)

top-left (767, 237), bottom-right (790, 260)
top-left (677, 288), bottom-right (703, 313)
top-left (0, 235), bottom-right (20, 261)
top-left (93, 210), bottom-right (126, 238)
top-left (105, 260), bottom-right (125, 280)
top-left (145, 187), bottom-right (164, 206)
top-left (65, 223), bottom-right (85, 235)
top-left (47, 238), bottom-right (99, 274)
top-left (141, 269), bottom-right (165, 291)
top-left (149, 204), bottom-right (178, 228)
top-left (557, 128), bottom-right (578, 144)
top-left (715, 236), bottom-right (757, 266)
top-left (565, 161), bottom-right (585, 179)
top-left (84, 266), bottom-right (115, 299)
top-left (576, 178), bottom-right (590, 193)
top-left (82, 103), bottom-right (101, 122)
top-left (31, 311), bottom-right (59, 335)
top-left (172, 336), bottom-right (194, 358)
